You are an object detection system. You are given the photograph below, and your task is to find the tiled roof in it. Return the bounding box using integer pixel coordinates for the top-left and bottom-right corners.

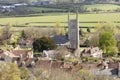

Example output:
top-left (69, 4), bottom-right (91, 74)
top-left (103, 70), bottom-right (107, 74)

top-left (12, 50), bottom-right (33, 61)
top-left (35, 60), bottom-right (63, 69)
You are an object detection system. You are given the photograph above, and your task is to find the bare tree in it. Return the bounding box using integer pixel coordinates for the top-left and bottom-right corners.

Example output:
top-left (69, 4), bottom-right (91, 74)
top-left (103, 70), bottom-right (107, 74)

top-left (22, 27), bottom-right (56, 38)
top-left (0, 25), bottom-right (12, 45)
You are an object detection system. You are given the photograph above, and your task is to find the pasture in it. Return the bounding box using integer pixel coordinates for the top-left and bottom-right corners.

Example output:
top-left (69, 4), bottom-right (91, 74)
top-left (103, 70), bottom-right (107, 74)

top-left (83, 4), bottom-right (120, 11)
top-left (0, 13), bottom-right (120, 28)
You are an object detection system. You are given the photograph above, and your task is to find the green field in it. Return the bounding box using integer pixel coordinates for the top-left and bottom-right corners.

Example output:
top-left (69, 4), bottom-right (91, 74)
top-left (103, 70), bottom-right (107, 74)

top-left (84, 4), bottom-right (120, 11)
top-left (0, 13), bottom-right (120, 28)
top-left (0, 4), bottom-right (120, 28)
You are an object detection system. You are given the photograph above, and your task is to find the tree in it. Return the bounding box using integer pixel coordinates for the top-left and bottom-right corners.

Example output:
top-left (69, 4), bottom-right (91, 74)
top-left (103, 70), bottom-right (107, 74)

top-left (77, 69), bottom-right (93, 80)
top-left (33, 37), bottom-right (57, 52)
top-left (0, 63), bottom-right (21, 80)
top-left (20, 67), bottom-right (34, 80)
top-left (3, 0), bottom-right (31, 3)
top-left (52, 0), bottom-right (80, 3)
top-left (87, 27), bottom-right (91, 33)
top-left (2, 25), bottom-right (11, 40)
top-left (95, 23), bottom-right (118, 34)
top-left (23, 27), bottom-right (55, 38)
top-left (0, 25), bottom-right (12, 45)
top-left (89, 34), bottom-right (99, 46)
top-left (54, 21), bottom-right (65, 35)
top-left (21, 30), bottom-right (27, 38)
top-left (99, 31), bottom-right (118, 56)
top-left (79, 29), bottom-right (83, 36)
top-left (89, 23), bottom-right (119, 47)
top-left (84, 39), bottom-right (90, 47)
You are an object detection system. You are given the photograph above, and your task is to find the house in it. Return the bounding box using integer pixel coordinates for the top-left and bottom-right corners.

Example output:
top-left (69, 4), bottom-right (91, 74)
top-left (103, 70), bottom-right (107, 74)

top-left (0, 5), bottom-right (15, 12)
top-left (4, 51), bottom-right (18, 62)
top-left (0, 49), bottom-right (33, 63)
top-left (1, 5), bottom-right (15, 9)
top-left (41, 1), bottom-right (52, 5)
top-left (43, 50), bottom-right (56, 60)
top-left (30, 0), bottom-right (54, 6)
top-left (1, 49), bottom-right (36, 67)
top-left (18, 38), bottom-right (34, 48)
top-left (0, 50), bottom-right (20, 62)
top-left (13, 3), bottom-right (28, 7)
top-left (43, 49), bottom-right (71, 60)
top-left (12, 50), bottom-right (33, 61)
top-left (82, 47), bottom-right (103, 58)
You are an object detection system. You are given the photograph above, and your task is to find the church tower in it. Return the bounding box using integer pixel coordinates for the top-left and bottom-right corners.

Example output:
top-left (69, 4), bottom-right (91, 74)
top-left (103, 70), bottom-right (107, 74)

top-left (68, 11), bottom-right (70, 40)
top-left (68, 11), bottom-right (79, 49)
top-left (76, 10), bottom-right (79, 49)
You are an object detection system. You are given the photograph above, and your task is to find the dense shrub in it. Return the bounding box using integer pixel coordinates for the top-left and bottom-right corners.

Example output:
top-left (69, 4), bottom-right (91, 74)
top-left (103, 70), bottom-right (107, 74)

top-left (33, 37), bottom-right (57, 52)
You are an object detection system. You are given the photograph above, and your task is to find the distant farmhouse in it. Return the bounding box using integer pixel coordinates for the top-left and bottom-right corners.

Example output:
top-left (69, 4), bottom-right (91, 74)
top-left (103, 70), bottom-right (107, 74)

top-left (0, 2), bottom-right (28, 12)
top-left (30, 0), bottom-right (54, 6)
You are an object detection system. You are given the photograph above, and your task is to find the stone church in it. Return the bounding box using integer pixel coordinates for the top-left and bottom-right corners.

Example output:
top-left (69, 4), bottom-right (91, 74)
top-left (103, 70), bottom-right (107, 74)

top-left (68, 11), bottom-right (81, 57)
